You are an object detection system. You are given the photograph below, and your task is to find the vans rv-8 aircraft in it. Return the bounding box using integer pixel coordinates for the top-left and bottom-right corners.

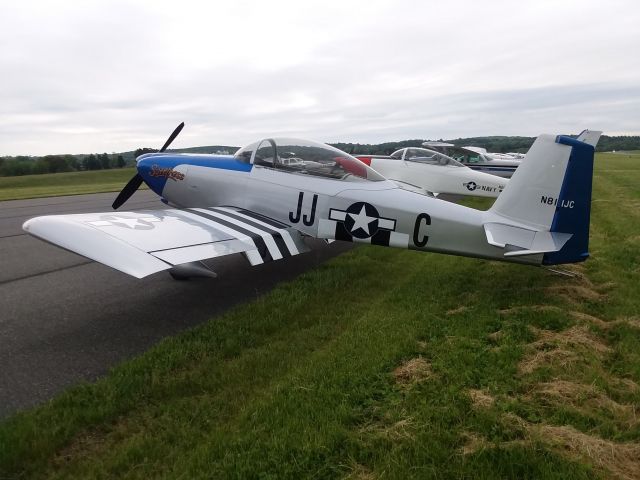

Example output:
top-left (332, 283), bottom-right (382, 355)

top-left (354, 147), bottom-right (508, 198)
top-left (23, 124), bottom-right (601, 280)
top-left (422, 142), bottom-right (523, 178)
top-left (358, 130), bottom-right (601, 198)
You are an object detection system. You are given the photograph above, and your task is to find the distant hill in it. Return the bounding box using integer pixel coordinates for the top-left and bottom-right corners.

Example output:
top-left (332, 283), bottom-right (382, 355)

top-left (140, 134), bottom-right (640, 159)
top-left (118, 145), bottom-right (240, 163)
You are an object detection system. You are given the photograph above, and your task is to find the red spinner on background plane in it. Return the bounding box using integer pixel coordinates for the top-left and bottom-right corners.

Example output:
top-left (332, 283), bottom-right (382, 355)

top-left (23, 124), bottom-right (601, 280)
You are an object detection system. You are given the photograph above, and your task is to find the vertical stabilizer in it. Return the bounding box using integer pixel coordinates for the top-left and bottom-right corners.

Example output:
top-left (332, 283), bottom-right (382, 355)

top-left (487, 132), bottom-right (600, 265)
top-left (490, 134), bottom-right (573, 230)
top-left (542, 136), bottom-right (597, 264)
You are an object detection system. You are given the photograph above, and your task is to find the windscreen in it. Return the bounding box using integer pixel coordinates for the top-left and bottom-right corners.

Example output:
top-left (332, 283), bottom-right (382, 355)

top-left (404, 148), bottom-right (464, 167)
top-left (236, 137), bottom-right (386, 181)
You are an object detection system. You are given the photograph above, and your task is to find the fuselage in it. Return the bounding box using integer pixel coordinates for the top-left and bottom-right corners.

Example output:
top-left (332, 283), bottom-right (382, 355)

top-left (136, 152), bottom-right (541, 266)
top-left (422, 144), bottom-right (521, 178)
top-left (465, 159), bottom-right (520, 178)
top-left (356, 152), bottom-right (507, 197)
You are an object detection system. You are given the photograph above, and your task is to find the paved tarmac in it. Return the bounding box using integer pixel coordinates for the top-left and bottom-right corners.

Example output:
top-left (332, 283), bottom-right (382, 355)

top-left (0, 190), bottom-right (352, 418)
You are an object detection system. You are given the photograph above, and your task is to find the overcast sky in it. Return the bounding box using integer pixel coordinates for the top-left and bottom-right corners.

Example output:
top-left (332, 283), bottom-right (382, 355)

top-left (1, 0), bottom-right (639, 156)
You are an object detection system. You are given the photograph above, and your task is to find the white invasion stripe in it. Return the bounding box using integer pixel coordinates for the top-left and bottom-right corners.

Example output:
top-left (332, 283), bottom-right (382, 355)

top-left (216, 207), bottom-right (299, 255)
top-left (194, 208), bottom-right (283, 261)
top-left (318, 219), bottom-right (337, 239)
top-left (389, 232), bottom-right (410, 248)
top-left (175, 210), bottom-right (264, 265)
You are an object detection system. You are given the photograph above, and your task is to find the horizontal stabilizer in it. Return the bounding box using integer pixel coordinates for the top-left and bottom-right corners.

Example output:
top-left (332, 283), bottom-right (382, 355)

top-left (484, 222), bottom-right (572, 256)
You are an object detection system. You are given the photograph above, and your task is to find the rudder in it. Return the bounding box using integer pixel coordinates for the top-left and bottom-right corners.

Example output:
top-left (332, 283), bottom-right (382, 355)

top-left (542, 136), bottom-right (596, 265)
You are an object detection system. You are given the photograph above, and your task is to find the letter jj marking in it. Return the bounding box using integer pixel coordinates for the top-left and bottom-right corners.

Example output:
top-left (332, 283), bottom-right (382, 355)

top-left (289, 192), bottom-right (318, 226)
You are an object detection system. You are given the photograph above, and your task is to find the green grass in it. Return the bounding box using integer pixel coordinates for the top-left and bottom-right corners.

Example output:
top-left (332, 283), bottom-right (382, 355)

top-left (0, 168), bottom-right (144, 201)
top-left (608, 150), bottom-right (640, 155)
top-left (1, 154), bottom-right (639, 479)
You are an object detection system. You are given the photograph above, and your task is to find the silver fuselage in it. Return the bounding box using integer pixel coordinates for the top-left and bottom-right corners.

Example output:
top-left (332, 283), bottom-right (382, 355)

top-left (160, 161), bottom-right (540, 265)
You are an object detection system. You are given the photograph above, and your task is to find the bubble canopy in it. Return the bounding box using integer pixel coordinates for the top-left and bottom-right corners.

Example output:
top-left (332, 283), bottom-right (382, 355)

top-left (234, 138), bottom-right (386, 182)
top-left (390, 147), bottom-right (465, 167)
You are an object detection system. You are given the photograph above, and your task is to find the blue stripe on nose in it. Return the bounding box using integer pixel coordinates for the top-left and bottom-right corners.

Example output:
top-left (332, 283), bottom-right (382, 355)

top-left (137, 154), bottom-right (252, 195)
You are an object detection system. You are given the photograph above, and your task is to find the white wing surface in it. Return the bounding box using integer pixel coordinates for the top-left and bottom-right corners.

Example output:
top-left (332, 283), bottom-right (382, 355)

top-left (23, 207), bottom-right (309, 278)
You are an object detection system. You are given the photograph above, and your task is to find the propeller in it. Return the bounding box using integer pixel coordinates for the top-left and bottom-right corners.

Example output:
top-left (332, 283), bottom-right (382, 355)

top-left (159, 122), bottom-right (184, 153)
top-left (112, 174), bottom-right (144, 210)
top-left (112, 122), bottom-right (184, 210)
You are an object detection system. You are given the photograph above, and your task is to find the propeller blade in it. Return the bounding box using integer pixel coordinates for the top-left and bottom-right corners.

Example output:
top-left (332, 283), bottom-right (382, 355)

top-left (112, 173), bottom-right (144, 209)
top-left (113, 123), bottom-right (184, 209)
top-left (159, 122), bottom-right (185, 153)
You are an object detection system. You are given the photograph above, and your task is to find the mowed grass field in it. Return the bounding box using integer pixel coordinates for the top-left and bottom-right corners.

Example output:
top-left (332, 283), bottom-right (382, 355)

top-left (0, 168), bottom-right (144, 201)
top-left (1, 153), bottom-right (639, 479)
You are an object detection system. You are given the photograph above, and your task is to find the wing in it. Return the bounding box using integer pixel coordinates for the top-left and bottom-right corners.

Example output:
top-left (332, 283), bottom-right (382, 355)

top-left (23, 207), bottom-right (309, 278)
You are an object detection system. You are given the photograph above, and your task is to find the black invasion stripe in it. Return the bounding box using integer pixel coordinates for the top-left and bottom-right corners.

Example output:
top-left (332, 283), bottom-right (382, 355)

top-left (270, 232), bottom-right (291, 258)
top-left (371, 230), bottom-right (391, 247)
top-left (202, 208), bottom-right (287, 260)
top-left (236, 208), bottom-right (290, 229)
top-left (187, 209), bottom-right (271, 261)
top-left (208, 208), bottom-right (292, 258)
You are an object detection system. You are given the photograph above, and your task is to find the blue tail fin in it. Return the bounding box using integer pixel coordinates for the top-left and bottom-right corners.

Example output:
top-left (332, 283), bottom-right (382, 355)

top-left (542, 135), bottom-right (597, 265)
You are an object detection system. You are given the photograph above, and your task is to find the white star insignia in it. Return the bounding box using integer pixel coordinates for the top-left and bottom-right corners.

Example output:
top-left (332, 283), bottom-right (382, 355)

top-left (348, 205), bottom-right (376, 235)
top-left (89, 216), bottom-right (160, 229)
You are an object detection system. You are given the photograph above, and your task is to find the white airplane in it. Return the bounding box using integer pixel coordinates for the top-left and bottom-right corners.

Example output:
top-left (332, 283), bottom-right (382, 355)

top-left (23, 124), bottom-right (601, 280)
top-left (355, 147), bottom-right (508, 198)
top-left (422, 142), bottom-right (521, 178)
top-left (463, 146), bottom-right (525, 160)
top-left (422, 130), bottom-right (599, 179)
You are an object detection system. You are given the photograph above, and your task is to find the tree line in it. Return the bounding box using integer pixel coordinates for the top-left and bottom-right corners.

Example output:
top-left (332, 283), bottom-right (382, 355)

top-left (0, 147), bottom-right (217, 177)
top-left (2, 135), bottom-right (639, 177)
top-left (0, 153), bottom-right (127, 177)
top-left (332, 135), bottom-right (640, 156)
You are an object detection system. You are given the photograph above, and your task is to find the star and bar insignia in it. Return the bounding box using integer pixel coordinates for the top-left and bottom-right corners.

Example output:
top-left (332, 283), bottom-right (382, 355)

top-left (88, 215), bottom-right (161, 230)
top-left (322, 201), bottom-right (408, 247)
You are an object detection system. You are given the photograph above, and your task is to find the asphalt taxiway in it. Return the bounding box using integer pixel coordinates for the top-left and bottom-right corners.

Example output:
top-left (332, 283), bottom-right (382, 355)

top-left (0, 191), bottom-right (352, 418)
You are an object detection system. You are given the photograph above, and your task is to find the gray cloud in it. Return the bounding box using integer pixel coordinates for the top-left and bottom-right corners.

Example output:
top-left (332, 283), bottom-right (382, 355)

top-left (1, 0), bottom-right (639, 155)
